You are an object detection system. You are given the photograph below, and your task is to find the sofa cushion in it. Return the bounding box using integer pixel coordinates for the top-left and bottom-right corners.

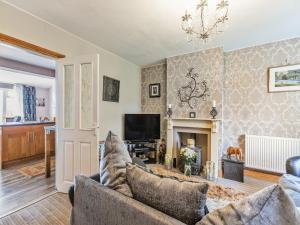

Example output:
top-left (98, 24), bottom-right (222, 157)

top-left (100, 131), bottom-right (132, 197)
top-left (126, 163), bottom-right (208, 225)
top-left (196, 184), bottom-right (300, 225)
top-left (71, 175), bottom-right (186, 225)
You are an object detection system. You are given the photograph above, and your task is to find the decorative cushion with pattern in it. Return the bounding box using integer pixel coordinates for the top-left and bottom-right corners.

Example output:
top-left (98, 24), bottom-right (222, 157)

top-left (100, 131), bottom-right (133, 197)
top-left (126, 163), bottom-right (208, 225)
top-left (196, 184), bottom-right (300, 225)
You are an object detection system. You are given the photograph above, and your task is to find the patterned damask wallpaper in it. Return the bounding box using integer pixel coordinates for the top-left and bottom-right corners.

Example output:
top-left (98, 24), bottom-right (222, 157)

top-left (223, 38), bottom-right (300, 151)
top-left (141, 38), bottom-right (300, 154)
top-left (141, 64), bottom-right (167, 139)
top-left (167, 48), bottom-right (224, 119)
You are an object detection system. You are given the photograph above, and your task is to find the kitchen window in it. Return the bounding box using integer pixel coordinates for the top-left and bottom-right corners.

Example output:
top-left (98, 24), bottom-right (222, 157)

top-left (0, 84), bottom-right (23, 122)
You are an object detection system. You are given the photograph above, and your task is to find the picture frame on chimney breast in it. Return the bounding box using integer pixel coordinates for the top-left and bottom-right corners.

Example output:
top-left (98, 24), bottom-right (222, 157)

top-left (149, 83), bottom-right (161, 98)
top-left (189, 112), bottom-right (196, 118)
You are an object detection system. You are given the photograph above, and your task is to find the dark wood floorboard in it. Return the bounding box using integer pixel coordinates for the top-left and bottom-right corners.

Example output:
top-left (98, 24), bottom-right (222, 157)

top-left (0, 193), bottom-right (71, 225)
top-left (0, 158), bottom-right (56, 216)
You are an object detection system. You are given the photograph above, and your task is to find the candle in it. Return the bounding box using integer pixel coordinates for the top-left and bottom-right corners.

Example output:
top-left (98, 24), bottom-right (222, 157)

top-left (168, 104), bottom-right (172, 109)
top-left (212, 100), bottom-right (216, 108)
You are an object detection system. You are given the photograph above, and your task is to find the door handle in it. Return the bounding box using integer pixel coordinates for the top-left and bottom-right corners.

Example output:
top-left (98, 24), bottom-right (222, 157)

top-left (92, 125), bottom-right (100, 137)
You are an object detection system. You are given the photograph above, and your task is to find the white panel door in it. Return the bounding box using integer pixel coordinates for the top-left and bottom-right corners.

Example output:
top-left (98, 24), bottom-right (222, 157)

top-left (56, 54), bottom-right (99, 193)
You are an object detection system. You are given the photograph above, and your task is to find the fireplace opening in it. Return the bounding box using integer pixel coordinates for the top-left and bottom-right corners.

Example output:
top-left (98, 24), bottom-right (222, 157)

top-left (167, 118), bottom-right (220, 178)
top-left (175, 132), bottom-right (208, 174)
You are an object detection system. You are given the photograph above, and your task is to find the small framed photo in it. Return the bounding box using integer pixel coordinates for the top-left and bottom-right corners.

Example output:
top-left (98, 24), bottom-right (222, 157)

top-left (189, 112), bottom-right (196, 118)
top-left (269, 64), bottom-right (300, 92)
top-left (36, 98), bottom-right (46, 107)
top-left (149, 83), bottom-right (161, 98)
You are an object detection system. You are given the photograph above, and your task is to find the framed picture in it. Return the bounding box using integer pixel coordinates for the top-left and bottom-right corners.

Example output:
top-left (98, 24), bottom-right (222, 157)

top-left (189, 112), bottom-right (196, 118)
top-left (149, 83), bottom-right (161, 98)
top-left (269, 64), bottom-right (300, 92)
top-left (103, 76), bottom-right (120, 102)
top-left (36, 97), bottom-right (46, 107)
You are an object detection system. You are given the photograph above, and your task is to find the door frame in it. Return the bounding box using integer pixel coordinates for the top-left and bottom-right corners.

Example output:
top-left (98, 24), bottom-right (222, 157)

top-left (0, 33), bottom-right (65, 59)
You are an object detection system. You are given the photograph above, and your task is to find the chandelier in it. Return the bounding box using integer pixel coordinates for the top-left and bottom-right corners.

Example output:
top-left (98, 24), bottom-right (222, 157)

top-left (181, 0), bottom-right (229, 42)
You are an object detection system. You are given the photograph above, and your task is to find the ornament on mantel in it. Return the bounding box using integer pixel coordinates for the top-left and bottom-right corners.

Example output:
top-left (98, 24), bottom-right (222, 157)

top-left (166, 104), bottom-right (173, 118)
top-left (177, 68), bottom-right (209, 109)
top-left (210, 100), bottom-right (218, 119)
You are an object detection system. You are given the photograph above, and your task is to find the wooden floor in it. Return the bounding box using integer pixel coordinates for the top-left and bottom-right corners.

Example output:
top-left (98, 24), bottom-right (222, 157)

top-left (0, 158), bottom-right (56, 216)
top-left (244, 169), bottom-right (280, 183)
top-left (0, 193), bottom-right (71, 225)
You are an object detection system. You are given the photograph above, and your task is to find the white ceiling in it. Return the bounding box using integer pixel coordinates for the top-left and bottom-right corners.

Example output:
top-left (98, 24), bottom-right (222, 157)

top-left (3, 0), bottom-right (300, 66)
top-left (0, 42), bottom-right (56, 69)
top-left (0, 69), bottom-right (55, 88)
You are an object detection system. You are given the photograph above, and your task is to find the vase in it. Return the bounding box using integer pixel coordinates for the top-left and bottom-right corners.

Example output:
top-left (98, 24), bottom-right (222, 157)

top-left (205, 161), bottom-right (215, 181)
top-left (165, 161), bottom-right (172, 170)
top-left (184, 163), bottom-right (192, 176)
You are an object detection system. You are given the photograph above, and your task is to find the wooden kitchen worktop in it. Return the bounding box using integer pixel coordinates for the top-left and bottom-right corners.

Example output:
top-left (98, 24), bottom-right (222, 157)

top-left (0, 121), bottom-right (55, 127)
top-left (0, 122), bottom-right (55, 168)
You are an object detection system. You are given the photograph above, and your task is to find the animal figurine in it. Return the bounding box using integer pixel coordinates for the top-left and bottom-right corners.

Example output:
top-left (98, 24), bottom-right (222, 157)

top-left (226, 146), bottom-right (243, 161)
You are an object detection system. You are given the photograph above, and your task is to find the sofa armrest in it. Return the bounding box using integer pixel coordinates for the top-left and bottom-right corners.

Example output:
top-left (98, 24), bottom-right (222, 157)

top-left (68, 173), bottom-right (100, 206)
top-left (71, 175), bottom-right (186, 225)
top-left (286, 156), bottom-right (300, 177)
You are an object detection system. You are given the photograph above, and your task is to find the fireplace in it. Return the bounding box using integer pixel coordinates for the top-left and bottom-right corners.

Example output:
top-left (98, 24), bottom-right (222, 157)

top-left (166, 118), bottom-right (221, 178)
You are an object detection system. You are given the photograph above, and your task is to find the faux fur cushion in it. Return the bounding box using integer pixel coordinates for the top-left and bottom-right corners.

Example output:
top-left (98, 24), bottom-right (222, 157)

top-left (196, 184), bottom-right (300, 225)
top-left (150, 165), bottom-right (247, 202)
top-left (100, 131), bottom-right (132, 197)
top-left (126, 163), bottom-right (208, 225)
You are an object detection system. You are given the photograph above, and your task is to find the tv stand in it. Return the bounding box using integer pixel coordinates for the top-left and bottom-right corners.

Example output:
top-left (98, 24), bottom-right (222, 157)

top-left (126, 140), bottom-right (158, 163)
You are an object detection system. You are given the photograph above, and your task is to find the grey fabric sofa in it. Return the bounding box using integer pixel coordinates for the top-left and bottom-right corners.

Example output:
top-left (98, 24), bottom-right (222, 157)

top-left (70, 175), bottom-right (186, 225)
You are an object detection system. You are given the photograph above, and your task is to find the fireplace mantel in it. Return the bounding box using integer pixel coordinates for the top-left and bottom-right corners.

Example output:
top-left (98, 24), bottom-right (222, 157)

top-left (167, 118), bottom-right (221, 133)
top-left (166, 118), bottom-right (221, 178)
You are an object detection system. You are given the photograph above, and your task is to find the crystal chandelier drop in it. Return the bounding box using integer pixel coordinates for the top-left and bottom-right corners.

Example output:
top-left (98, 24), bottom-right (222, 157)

top-left (181, 0), bottom-right (229, 42)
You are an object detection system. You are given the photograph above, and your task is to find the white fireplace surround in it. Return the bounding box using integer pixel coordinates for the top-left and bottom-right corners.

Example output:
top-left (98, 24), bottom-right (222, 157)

top-left (166, 118), bottom-right (221, 178)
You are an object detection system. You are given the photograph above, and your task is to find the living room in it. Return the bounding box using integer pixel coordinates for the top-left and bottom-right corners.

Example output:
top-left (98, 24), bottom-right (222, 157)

top-left (0, 0), bottom-right (300, 224)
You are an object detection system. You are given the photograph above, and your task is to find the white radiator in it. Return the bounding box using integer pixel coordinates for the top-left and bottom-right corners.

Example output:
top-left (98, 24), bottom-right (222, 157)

top-left (245, 135), bottom-right (300, 174)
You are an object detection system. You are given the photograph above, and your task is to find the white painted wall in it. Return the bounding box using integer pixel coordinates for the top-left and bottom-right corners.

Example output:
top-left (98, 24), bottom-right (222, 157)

top-left (99, 55), bottom-right (141, 140)
top-left (0, 1), bottom-right (141, 140)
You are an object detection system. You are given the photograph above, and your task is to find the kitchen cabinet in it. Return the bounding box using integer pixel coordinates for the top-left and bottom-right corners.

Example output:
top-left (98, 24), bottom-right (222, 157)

top-left (0, 122), bottom-right (55, 168)
top-left (32, 125), bottom-right (46, 155)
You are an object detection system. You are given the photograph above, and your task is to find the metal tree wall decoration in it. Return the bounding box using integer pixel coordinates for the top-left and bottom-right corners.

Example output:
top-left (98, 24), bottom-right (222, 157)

top-left (177, 68), bottom-right (209, 109)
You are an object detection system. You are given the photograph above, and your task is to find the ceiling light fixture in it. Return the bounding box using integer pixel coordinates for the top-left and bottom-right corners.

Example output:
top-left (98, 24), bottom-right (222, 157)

top-left (181, 0), bottom-right (229, 42)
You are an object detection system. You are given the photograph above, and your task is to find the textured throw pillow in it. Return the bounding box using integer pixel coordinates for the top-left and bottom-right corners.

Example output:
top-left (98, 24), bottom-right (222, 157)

top-left (100, 131), bottom-right (132, 197)
top-left (196, 184), bottom-right (300, 225)
top-left (126, 163), bottom-right (208, 225)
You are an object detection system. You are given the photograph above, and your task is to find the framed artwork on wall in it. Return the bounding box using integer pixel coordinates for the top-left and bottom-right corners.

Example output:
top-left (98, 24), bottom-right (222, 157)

top-left (189, 112), bottom-right (196, 118)
top-left (103, 75), bottom-right (120, 102)
top-left (149, 83), bottom-right (161, 98)
top-left (269, 64), bottom-right (300, 92)
top-left (36, 97), bottom-right (46, 107)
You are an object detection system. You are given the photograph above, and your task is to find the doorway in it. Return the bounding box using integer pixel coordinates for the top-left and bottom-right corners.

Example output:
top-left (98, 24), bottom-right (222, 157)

top-left (0, 41), bottom-right (57, 216)
top-left (0, 33), bottom-right (100, 216)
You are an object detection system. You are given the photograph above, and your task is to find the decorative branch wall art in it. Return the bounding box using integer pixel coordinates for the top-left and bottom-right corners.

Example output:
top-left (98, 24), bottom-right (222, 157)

top-left (177, 68), bottom-right (209, 109)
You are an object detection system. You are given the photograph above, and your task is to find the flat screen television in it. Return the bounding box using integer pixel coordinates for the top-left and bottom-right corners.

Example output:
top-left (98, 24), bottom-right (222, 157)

top-left (124, 114), bottom-right (160, 141)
